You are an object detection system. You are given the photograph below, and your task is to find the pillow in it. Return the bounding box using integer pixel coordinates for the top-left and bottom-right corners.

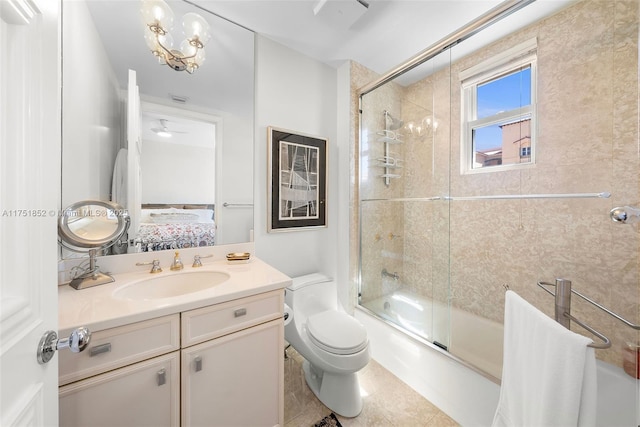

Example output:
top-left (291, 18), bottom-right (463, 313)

top-left (140, 208), bottom-right (214, 223)
top-left (186, 209), bottom-right (214, 223)
top-left (149, 212), bottom-right (199, 223)
top-left (140, 208), bottom-right (178, 223)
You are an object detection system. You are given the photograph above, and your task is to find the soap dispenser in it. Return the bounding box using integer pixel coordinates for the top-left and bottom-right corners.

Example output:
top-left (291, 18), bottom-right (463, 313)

top-left (170, 251), bottom-right (184, 271)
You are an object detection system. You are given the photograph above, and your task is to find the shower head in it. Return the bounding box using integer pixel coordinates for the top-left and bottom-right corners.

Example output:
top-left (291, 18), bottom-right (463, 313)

top-left (384, 110), bottom-right (404, 130)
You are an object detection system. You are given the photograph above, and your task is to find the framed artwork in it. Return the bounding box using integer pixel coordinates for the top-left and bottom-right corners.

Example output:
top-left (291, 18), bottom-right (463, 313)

top-left (267, 127), bottom-right (327, 232)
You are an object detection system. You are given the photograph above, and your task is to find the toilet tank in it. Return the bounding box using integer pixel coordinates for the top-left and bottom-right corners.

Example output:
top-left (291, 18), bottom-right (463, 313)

top-left (286, 273), bottom-right (337, 315)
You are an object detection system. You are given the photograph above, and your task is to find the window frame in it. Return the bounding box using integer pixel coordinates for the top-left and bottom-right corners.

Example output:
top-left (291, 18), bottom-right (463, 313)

top-left (460, 38), bottom-right (537, 175)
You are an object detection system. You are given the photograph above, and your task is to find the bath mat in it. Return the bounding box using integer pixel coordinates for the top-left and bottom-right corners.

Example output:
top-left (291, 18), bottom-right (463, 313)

top-left (313, 412), bottom-right (342, 427)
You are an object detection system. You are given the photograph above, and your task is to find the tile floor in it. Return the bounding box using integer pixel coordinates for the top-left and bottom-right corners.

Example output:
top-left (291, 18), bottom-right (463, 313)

top-left (283, 346), bottom-right (460, 427)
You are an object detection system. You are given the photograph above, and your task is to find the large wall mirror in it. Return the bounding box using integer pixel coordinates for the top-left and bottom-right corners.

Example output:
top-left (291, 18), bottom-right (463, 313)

top-left (61, 0), bottom-right (254, 259)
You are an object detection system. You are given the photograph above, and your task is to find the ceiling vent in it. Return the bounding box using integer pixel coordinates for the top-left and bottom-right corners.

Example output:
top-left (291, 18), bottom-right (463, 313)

top-left (313, 0), bottom-right (369, 31)
top-left (169, 94), bottom-right (189, 104)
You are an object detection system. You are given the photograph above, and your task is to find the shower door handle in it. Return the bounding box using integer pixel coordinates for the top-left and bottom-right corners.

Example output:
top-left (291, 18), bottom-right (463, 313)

top-left (610, 206), bottom-right (640, 224)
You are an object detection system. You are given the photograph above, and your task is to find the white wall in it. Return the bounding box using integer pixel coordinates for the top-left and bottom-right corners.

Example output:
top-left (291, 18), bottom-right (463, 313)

top-left (254, 35), bottom-right (339, 279)
top-left (61, 0), bottom-right (121, 207)
top-left (141, 140), bottom-right (215, 204)
top-left (216, 112), bottom-right (254, 244)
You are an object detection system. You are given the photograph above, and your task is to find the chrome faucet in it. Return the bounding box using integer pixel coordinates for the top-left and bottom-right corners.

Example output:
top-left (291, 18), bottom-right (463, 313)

top-left (136, 259), bottom-right (162, 274)
top-left (170, 251), bottom-right (184, 271)
top-left (192, 254), bottom-right (213, 267)
top-left (381, 268), bottom-right (399, 280)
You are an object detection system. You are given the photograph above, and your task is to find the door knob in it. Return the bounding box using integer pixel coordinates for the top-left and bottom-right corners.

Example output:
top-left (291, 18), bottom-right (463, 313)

top-left (37, 327), bottom-right (91, 364)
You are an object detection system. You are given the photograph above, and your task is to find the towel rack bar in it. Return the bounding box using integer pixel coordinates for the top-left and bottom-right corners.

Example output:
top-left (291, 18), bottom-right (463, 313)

top-left (564, 312), bottom-right (611, 349)
top-left (361, 191), bottom-right (611, 203)
top-left (536, 280), bottom-right (613, 349)
top-left (222, 202), bottom-right (253, 208)
top-left (537, 280), bottom-right (640, 331)
top-left (447, 191), bottom-right (610, 201)
top-left (571, 287), bottom-right (640, 331)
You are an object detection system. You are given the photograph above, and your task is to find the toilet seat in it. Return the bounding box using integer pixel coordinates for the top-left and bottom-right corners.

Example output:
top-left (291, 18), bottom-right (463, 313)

top-left (306, 310), bottom-right (368, 355)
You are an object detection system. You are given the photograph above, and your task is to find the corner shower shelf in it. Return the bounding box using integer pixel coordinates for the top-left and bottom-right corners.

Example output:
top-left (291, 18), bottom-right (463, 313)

top-left (376, 136), bottom-right (404, 144)
top-left (376, 157), bottom-right (403, 169)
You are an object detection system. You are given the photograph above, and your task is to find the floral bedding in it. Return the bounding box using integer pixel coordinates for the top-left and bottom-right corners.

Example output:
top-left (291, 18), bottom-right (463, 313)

top-left (136, 222), bottom-right (216, 252)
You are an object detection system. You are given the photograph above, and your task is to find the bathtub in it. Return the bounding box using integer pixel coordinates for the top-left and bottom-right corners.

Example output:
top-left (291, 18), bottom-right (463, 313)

top-left (356, 290), bottom-right (639, 426)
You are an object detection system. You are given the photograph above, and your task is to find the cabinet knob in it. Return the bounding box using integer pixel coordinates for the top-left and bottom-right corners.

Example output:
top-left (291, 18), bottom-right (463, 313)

top-left (234, 308), bottom-right (247, 318)
top-left (194, 356), bottom-right (202, 372)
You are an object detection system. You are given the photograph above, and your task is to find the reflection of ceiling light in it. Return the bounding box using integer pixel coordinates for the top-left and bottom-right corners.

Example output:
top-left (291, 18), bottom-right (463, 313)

top-left (405, 115), bottom-right (438, 138)
top-left (141, 0), bottom-right (211, 74)
top-left (156, 130), bottom-right (172, 138)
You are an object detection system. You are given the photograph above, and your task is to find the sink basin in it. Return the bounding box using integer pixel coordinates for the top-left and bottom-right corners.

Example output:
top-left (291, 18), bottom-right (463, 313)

top-left (113, 270), bottom-right (230, 300)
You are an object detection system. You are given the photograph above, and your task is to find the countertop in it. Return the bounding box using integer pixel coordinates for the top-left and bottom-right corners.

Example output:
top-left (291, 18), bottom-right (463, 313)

top-left (58, 257), bottom-right (291, 335)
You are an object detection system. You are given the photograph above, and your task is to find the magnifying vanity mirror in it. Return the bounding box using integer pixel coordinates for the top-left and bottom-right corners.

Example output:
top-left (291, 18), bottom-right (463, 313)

top-left (58, 200), bottom-right (130, 289)
top-left (61, 0), bottom-right (255, 259)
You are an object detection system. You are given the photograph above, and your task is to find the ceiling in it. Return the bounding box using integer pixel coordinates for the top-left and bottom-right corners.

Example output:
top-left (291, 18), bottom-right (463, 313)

top-left (83, 0), bottom-right (575, 143)
top-left (190, 0), bottom-right (575, 84)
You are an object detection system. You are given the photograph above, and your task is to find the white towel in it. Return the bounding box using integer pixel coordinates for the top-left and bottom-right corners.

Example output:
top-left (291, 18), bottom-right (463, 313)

top-left (111, 148), bottom-right (128, 207)
top-left (492, 290), bottom-right (597, 427)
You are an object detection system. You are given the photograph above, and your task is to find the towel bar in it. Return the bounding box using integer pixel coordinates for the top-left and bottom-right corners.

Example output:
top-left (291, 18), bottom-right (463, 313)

top-left (537, 279), bottom-right (613, 349)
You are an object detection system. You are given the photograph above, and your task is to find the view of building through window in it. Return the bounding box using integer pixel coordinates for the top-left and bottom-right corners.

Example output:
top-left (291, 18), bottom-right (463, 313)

top-left (473, 118), bottom-right (531, 167)
top-left (471, 66), bottom-right (532, 169)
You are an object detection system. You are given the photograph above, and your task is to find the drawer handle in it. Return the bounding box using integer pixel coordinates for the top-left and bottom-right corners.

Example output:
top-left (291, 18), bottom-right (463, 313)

top-left (157, 368), bottom-right (166, 386)
top-left (89, 343), bottom-right (111, 357)
top-left (234, 308), bottom-right (247, 318)
top-left (194, 356), bottom-right (202, 372)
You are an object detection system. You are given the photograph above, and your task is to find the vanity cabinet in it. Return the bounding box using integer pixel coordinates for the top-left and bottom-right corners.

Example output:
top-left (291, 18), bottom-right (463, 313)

top-left (59, 289), bottom-right (284, 427)
top-left (59, 351), bottom-right (180, 426)
top-left (181, 290), bottom-right (284, 426)
top-left (59, 314), bottom-right (181, 426)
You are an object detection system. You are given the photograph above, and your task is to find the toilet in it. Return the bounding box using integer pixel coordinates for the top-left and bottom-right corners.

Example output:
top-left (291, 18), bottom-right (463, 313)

top-left (284, 273), bottom-right (370, 417)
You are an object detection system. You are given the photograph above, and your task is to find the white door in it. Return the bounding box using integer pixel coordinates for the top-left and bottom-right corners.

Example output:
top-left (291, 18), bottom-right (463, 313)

top-left (1, 1), bottom-right (61, 425)
top-left (127, 69), bottom-right (142, 250)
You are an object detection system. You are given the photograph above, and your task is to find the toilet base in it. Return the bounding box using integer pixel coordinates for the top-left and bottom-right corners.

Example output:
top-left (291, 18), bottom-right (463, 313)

top-left (302, 360), bottom-right (364, 418)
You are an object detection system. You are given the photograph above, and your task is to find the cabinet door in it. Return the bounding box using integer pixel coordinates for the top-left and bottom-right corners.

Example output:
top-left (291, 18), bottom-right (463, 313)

top-left (182, 319), bottom-right (284, 427)
top-left (59, 351), bottom-right (180, 427)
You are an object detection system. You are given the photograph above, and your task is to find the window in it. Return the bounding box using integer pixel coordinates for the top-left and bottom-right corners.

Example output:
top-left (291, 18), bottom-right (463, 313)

top-left (460, 38), bottom-right (537, 173)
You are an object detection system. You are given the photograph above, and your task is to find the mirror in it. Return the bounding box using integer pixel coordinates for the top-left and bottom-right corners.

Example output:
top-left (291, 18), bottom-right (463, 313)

top-left (59, 200), bottom-right (129, 249)
top-left (61, 0), bottom-right (255, 258)
top-left (58, 200), bottom-right (130, 289)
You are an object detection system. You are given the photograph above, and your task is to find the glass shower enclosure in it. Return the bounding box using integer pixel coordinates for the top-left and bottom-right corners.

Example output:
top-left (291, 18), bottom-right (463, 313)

top-left (357, 0), bottom-right (639, 386)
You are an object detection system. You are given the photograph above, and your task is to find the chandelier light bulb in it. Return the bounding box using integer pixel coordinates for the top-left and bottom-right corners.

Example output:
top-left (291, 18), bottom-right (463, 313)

top-left (406, 121), bottom-right (415, 134)
top-left (141, 0), bottom-right (174, 32)
top-left (194, 46), bottom-right (206, 66)
top-left (180, 38), bottom-right (197, 57)
top-left (182, 12), bottom-right (211, 47)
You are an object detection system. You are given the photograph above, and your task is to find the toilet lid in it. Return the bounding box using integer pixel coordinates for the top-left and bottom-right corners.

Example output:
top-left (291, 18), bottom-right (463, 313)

top-left (306, 310), bottom-right (368, 355)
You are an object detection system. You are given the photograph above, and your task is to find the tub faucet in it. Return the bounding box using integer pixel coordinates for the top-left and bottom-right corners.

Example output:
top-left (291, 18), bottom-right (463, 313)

top-left (381, 268), bottom-right (399, 280)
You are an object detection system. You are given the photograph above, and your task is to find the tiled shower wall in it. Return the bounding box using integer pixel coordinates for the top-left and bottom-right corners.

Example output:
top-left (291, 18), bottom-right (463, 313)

top-left (352, 0), bottom-right (639, 371)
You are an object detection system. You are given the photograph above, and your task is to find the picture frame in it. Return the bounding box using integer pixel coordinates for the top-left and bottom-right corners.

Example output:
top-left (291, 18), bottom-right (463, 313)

top-left (267, 126), bottom-right (327, 232)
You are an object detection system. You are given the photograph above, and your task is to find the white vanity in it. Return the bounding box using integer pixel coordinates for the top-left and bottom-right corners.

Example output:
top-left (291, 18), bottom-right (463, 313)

top-left (57, 253), bottom-right (290, 427)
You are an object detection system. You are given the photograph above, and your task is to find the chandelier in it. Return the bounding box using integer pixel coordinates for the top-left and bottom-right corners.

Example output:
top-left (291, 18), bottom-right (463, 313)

top-left (141, 0), bottom-right (211, 74)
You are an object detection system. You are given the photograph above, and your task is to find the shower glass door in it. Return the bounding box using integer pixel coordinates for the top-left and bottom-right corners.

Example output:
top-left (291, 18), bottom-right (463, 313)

top-left (358, 50), bottom-right (453, 349)
top-left (358, 0), bottom-right (639, 404)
